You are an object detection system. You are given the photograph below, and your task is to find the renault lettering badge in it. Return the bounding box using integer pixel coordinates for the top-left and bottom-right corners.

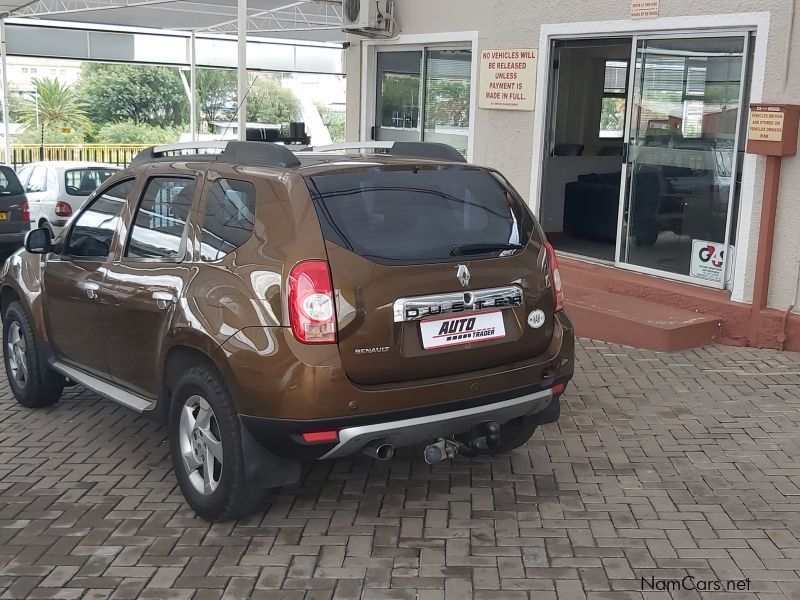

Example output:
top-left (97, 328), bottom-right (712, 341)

top-left (528, 309), bottom-right (546, 329)
top-left (456, 264), bottom-right (470, 287)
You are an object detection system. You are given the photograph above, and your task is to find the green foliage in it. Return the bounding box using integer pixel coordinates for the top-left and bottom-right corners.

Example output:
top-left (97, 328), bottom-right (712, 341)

top-left (426, 79), bottom-right (469, 128)
top-left (94, 121), bottom-right (183, 144)
top-left (16, 125), bottom-right (85, 144)
top-left (196, 69), bottom-right (237, 122)
top-left (316, 104), bottom-right (345, 143)
top-left (18, 78), bottom-right (90, 143)
top-left (246, 79), bottom-right (300, 124)
top-left (379, 74), bottom-right (420, 127)
top-left (79, 63), bottom-right (187, 127)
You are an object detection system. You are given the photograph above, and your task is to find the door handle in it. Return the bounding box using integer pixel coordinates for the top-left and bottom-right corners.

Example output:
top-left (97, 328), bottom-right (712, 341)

top-left (83, 281), bottom-right (100, 300)
top-left (152, 291), bottom-right (176, 310)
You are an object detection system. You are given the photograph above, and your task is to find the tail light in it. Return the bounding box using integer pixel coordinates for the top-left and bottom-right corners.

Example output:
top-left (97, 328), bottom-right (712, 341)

top-left (21, 200), bottom-right (29, 223)
top-left (55, 201), bottom-right (73, 217)
top-left (288, 260), bottom-right (337, 344)
top-left (544, 242), bottom-right (565, 312)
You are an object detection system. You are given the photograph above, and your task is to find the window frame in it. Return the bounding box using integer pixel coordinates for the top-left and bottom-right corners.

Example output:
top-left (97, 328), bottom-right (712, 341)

top-left (197, 177), bottom-right (257, 263)
top-left (122, 175), bottom-right (197, 264)
top-left (59, 177), bottom-right (136, 262)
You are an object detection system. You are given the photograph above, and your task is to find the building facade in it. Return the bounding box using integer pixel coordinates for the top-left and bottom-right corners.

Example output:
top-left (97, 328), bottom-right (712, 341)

top-left (344, 0), bottom-right (800, 350)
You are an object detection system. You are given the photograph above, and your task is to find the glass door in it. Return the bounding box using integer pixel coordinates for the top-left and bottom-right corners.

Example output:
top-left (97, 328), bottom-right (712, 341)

top-left (374, 47), bottom-right (472, 157)
top-left (617, 35), bottom-right (749, 287)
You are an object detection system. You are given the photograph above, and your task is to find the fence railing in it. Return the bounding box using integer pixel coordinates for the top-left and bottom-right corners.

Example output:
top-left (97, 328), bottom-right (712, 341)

top-left (1, 144), bottom-right (151, 169)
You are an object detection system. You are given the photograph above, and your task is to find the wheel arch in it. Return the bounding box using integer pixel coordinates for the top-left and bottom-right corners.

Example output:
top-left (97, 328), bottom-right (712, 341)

top-left (159, 334), bottom-right (241, 423)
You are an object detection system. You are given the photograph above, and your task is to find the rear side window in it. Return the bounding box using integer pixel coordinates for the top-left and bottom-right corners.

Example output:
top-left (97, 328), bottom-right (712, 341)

top-left (199, 179), bottom-right (256, 261)
top-left (65, 169), bottom-right (118, 196)
top-left (308, 166), bottom-right (534, 263)
top-left (26, 166), bottom-right (47, 193)
top-left (65, 179), bottom-right (133, 259)
top-left (0, 167), bottom-right (23, 196)
top-left (126, 177), bottom-right (195, 260)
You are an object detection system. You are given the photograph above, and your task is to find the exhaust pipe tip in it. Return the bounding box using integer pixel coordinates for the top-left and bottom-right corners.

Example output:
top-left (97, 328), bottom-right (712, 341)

top-left (362, 440), bottom-right (395, 461)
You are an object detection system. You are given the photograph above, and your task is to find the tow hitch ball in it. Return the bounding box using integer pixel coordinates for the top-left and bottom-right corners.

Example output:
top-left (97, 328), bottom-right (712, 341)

top-left (424, 422), bottom-right (501, 465)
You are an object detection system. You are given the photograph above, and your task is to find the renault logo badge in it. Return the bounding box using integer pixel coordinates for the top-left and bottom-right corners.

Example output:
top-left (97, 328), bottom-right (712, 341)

top-left (456, 264), bottom-right (470, 287)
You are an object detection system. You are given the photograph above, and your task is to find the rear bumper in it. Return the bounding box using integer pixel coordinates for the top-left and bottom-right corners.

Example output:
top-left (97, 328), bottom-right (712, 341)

top-left (320, 386), bottom-right (554, 459)
top-left (0, 232), bottom-right (27, 247)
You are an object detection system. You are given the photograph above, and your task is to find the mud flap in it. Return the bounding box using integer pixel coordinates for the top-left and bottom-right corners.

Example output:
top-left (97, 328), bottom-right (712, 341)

top-left (528, 391), bottom-right (561, 425)
top-left (241, 421), bottom-right (301, 489)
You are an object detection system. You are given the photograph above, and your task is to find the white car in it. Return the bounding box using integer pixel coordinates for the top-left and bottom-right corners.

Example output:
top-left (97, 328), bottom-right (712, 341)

top-left (16, 161), bottom-right (120, 236)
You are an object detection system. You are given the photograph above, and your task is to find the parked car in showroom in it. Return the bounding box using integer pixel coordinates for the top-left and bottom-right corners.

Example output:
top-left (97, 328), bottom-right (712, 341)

top-left (16, 161), bottom-right (120, 237)
top-left (0, 164), bottom-right (30, 252)
top-left (0, 141), bottom-right (574, 521)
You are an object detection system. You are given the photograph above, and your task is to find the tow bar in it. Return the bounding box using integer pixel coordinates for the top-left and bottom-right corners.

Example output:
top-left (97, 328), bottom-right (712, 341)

top-left (423, 421), bottom-right (501, 465)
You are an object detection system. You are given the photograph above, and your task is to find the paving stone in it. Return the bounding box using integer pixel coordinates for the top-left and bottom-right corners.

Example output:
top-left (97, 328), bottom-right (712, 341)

top-left (2, 338), bottom-right (800, 598)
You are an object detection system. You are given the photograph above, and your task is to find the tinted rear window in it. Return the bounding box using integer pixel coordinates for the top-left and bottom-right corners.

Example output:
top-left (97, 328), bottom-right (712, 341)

top-left (65, 168), bottom-right (118, 196)
top-left (0, 167), bottom-right (24, 196)
top-left (307, 166), bottom-right (534, 263)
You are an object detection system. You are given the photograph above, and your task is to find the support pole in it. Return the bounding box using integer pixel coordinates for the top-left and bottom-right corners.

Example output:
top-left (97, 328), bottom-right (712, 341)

top-left (190, 31), bottom-right (197, 142)
top-left (0, 20), bottom-right (11, 166)
top-left (237, 0), bottom-right (247, 141)
top-left (750, 154), bottom-right (783, 345)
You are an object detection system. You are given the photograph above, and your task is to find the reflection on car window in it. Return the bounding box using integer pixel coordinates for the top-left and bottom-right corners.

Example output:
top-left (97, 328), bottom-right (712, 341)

top-left (64, 179), bottom-right (132, 259)
top-left (0, 167), bottom-right (24, 196)
top-left (27, 166), bottom-right (47, 193)
top-left (65, 169), bottom-right (118, 197)
top-left (200, 179), bottom-right (256, 261)
top-left (126, 177), bottom-right (195, 260)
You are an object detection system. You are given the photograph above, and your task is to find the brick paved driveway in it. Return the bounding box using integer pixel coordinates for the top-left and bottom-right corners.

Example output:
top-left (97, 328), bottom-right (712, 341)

top-left (2, 339), bottom-right (800, 599)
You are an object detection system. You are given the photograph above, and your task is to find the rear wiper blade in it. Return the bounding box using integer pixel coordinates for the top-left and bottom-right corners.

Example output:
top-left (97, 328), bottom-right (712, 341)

top-left (450, 243), bottom-right (523, 256)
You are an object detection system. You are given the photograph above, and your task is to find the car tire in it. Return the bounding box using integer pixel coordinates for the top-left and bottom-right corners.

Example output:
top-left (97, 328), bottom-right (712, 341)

top-left (168, 365), bottom-right (268, 521)
top-left (2, 300), bottom-right (65, 408)
top-left (489, 415), bottom-right (538, 453)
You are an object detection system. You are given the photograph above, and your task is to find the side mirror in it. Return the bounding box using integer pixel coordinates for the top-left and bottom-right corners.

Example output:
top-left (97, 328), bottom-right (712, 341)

top-left (24, 227), bottom-right (51, 254)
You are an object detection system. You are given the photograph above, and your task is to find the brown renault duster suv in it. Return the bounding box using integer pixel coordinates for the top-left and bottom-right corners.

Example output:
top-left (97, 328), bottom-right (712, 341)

top-left (1, 141), bottom-right (574, 521)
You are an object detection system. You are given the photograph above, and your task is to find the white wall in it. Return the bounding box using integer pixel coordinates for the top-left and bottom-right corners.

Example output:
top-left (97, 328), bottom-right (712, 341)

top-left (345, 0), bottom-right (800, 311)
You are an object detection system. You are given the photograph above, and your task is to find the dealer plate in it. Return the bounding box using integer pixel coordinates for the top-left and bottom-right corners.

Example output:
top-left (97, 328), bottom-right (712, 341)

top-left (420, 310), bottom-right (505, 350)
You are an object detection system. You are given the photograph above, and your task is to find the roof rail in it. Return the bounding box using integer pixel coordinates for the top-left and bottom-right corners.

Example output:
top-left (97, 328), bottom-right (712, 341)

top-left (130, 140), bottom-right (301, 168)
top-left (303, 141), bottom-right (467, 163)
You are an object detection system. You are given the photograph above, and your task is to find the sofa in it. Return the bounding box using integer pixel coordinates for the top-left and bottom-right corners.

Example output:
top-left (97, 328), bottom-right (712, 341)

top-left (563, 172), bottom-right (621, 242)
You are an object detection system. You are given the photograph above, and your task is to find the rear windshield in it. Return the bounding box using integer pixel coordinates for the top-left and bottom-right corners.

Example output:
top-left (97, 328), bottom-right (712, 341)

top-left (65, 168), bottom-right (118, 196)
top-left (307, 166), bottom-right (535, 264)
top-left (0, 166), bottom-right (23, 196)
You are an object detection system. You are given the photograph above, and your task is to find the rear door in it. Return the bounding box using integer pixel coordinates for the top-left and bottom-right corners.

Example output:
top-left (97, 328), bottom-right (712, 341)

top-left (307, 164), bottom-right (556, 385)
top-left (0, 166), bottom-right (29, 236)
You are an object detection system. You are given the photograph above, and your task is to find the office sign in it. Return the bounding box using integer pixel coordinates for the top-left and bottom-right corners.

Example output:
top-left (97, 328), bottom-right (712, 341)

top-left (479, 49), bottom-right (537, 111)
top-left (690, 240), bottom-right (727, 283)
top-left (631, 0), bottom-right (659, 18)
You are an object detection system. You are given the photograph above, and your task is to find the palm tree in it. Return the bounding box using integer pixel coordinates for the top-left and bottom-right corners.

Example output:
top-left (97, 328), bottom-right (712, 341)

top-left (19, 77), bottom-right (90, 144)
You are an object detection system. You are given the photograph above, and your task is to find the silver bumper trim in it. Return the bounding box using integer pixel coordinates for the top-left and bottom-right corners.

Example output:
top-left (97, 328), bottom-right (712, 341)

top-left (319, 387), bottom-right (553, 460)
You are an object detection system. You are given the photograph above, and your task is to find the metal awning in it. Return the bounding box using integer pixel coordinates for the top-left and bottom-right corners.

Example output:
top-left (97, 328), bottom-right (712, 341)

top-left (0, 0), bottom-right (346, 159)
top-left (5, 0), bottom-right (345, 41)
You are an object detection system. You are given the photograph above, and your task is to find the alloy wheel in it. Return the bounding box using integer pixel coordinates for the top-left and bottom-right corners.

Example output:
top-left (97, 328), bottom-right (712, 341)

top-left (7, 321), bottom-right (28, 389)
top-left (179, 395), bottom-right (223, 495)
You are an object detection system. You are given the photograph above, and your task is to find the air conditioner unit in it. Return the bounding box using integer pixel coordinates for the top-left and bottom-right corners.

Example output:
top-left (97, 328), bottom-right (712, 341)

top-left (342, 0), bottom-right (394, 37)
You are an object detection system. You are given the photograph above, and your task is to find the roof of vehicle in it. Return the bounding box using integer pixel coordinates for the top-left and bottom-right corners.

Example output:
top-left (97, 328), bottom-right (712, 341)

top-left (19, 161), bottom-right (122, 170)
top-left (292, 152), bottom-right (471, 176)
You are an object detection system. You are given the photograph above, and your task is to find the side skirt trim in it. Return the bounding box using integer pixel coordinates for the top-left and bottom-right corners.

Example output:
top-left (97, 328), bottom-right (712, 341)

top-left (51, 361), bottom-right (153, 413)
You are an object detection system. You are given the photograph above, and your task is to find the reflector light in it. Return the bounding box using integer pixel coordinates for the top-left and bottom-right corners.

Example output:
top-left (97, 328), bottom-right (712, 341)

top-left (552, 383), bottom-right (566, 395)
top-left (302, 430), bottom-right (339, 443)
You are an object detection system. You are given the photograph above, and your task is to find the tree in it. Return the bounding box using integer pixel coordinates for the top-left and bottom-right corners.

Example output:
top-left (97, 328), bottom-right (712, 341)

top-left (316, 104), bottom-right (345, 143)
top-left (79, 63), bottom-right (187, 127)
top-left (196, 69), bottom-right (237, 122)
top-left (18, 77), bottom-right (90, 143)
top-left (95, 121), bottom-right (182, 144)
top-left (246, 79), bottom-right (300, 125)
